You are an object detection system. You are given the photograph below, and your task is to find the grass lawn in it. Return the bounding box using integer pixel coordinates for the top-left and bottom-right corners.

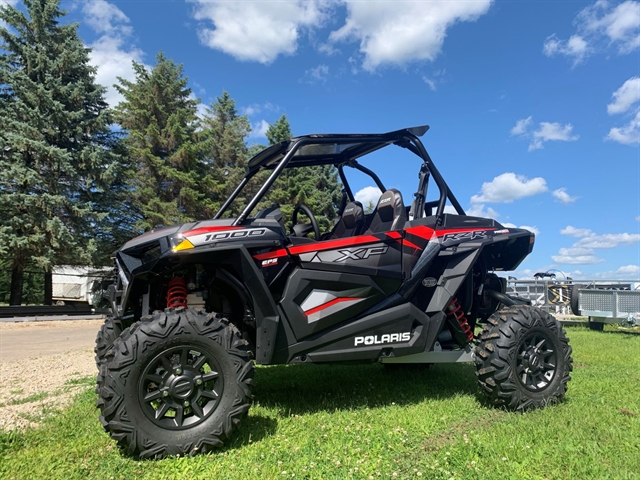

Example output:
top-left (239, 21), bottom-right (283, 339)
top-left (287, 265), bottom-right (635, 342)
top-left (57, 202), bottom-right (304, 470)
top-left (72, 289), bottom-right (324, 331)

top-left (1, 325), bottom-right (639, 479)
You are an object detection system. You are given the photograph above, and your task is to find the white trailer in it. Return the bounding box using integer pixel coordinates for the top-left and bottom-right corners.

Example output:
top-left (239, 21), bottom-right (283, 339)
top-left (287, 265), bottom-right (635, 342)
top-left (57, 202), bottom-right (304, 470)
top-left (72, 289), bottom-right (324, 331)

top-left (52, 265), bottom-right (111, 306)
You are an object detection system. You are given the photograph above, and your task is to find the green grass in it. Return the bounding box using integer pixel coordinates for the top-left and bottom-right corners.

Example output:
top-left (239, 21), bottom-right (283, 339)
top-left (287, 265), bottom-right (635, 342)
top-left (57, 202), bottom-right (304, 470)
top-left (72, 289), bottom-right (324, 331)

top-left (0, 392), bottom-right (50, 408)
top-left (1, 326), bottom-right (639, 480)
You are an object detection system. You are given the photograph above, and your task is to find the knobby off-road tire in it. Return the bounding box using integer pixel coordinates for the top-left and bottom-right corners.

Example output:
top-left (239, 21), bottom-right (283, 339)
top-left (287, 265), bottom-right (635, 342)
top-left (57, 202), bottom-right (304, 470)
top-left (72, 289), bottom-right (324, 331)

top-left (96, 307), bottom-right (254, 459)
top-left (475, 305), bottom-right (573, 410)
top-left (95, 317), bottom-right (131, 371)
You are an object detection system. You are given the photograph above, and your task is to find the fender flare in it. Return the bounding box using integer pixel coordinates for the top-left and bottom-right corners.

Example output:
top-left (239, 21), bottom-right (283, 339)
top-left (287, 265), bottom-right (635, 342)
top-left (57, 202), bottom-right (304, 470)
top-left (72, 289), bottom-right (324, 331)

top-left (148, 245), bottom-right (280, 364)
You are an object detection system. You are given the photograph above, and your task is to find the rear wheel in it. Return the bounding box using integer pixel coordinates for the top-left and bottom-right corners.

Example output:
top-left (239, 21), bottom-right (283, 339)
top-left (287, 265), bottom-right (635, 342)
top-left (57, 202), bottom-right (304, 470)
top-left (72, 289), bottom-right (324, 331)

top-left (475, 305), bottom-right (572, 410)
top-left (96, 308), bottom-right (254, 458)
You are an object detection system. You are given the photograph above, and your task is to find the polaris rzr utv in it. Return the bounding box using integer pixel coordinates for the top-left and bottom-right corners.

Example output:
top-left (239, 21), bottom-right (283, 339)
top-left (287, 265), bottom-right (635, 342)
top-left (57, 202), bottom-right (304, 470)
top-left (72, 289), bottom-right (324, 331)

top-left (96, 125), bottom-right (572, 459)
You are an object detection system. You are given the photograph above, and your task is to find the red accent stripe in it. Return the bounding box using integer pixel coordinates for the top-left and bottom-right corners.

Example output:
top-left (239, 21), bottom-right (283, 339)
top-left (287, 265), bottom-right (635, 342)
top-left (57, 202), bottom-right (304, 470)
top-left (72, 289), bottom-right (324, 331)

top-left (253, 248), bottom-right (289, 261)
top-left (183, 226), bottom-right (243, 237)
top-left (385, 231), bottom-right (402, 239)
top-left (435, 227), bottom-right (496, 237)
top-left (405, 226), bottom-right (435, 240)
top-left (304, 297), bottom-right (360, 316)
top-left (288, 235), bottom-right (379, 255)
top-left (403, 239), bottom-right (423, 250)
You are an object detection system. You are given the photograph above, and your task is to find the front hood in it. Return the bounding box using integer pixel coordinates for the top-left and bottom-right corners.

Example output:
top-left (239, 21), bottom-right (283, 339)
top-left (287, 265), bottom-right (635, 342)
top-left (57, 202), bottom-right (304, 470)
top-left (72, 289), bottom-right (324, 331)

top-left (119, 225), bottom-right (186, 252)
top-left (119, 219), bottom-right (241, 252)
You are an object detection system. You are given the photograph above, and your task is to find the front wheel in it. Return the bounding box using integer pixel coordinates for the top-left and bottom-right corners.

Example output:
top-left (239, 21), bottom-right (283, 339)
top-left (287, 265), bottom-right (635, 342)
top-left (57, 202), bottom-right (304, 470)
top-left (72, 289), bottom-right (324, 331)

top-left (475, 305), bottom-right (572, 410)
top-left (96, 308), bottom-right (254, 458)
top-left (94, 316), bottom-right (131, 371)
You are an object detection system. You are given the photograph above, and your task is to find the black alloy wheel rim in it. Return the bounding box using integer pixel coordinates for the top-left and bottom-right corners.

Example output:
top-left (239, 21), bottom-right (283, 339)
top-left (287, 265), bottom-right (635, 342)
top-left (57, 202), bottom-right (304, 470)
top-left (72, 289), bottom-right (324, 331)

top-left (515, 331), bottom-right (558, 392)
top-left (139, 345), bottom-right (224, 429)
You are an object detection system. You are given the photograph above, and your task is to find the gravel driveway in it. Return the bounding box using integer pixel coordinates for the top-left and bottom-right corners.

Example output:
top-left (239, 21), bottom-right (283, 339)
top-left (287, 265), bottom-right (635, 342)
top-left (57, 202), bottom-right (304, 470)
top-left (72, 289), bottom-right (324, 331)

top-left (0, 319), bottom-right (104, 431)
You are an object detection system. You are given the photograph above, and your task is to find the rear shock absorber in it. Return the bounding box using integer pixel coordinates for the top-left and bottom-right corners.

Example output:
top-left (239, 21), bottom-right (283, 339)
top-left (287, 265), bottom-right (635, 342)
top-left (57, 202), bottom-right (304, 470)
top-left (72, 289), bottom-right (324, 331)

top-left (446, 297), bottom-right (474, 343)
top-left (167, 277), bottom-right (188, 309)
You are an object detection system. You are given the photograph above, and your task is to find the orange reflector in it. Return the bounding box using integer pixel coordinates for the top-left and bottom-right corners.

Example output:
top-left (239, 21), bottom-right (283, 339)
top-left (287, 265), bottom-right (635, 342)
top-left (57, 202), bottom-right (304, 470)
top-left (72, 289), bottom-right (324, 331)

top-left (173, 238), bottom-right (194, 252)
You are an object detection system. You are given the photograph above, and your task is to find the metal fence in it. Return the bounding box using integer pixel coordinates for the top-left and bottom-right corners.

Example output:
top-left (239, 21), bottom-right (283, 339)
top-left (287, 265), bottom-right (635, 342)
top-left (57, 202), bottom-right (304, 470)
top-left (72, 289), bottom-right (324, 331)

top-left (505, 279), bottom-right (640, 315)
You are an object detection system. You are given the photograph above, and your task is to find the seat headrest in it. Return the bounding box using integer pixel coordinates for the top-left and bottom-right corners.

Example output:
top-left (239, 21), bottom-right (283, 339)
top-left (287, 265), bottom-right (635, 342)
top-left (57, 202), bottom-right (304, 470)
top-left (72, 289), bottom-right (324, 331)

top-left (376, 189), bottom-right (404, 222)
top-left (341, 201), bottom-right (363, 229)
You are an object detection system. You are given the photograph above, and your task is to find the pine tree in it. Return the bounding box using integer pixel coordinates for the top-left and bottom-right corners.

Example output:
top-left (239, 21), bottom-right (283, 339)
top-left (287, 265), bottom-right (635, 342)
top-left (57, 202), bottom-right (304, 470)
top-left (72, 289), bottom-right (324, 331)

top-left (113, 53), bottom-right (204, 231)
top-left (0, 0), bottom-right (121, 305)
top-left (266, 115), bottom-right (342, 234)
top-left (199, 91), bottom-right (253, 216)
top-left (266, 114), bottom-right (292, 146)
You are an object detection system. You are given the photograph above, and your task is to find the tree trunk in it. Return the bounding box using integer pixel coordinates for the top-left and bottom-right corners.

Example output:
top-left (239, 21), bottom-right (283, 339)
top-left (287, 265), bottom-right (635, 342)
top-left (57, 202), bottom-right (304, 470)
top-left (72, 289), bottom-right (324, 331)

top-left (44, 270), bottom-right (53, 305)
top-left (9, 262), bottom-right (24, 306)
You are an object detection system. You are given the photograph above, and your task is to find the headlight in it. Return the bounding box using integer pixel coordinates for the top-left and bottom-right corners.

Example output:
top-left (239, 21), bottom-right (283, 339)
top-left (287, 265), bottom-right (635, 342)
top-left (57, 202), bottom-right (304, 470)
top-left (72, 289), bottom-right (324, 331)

top-left (169, 234), bottom-right (195, 252)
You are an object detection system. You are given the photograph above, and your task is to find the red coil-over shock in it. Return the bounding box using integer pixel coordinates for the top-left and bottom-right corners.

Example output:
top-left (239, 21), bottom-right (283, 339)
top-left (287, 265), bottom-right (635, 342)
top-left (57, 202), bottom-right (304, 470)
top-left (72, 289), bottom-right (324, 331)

top-left (446, 297), bottom-right (474, 342)
top-left (166, 277), bottom-right (188, 309)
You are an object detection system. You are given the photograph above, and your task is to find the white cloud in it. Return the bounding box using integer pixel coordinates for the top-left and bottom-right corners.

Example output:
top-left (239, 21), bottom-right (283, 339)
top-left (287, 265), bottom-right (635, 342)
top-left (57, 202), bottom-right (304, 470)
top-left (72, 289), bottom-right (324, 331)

top-left (186, 1), bottom-right (494, 71)
top-left (561, 225), bottom-right (593, 237)
top-left (510, 117), bottom-right (579, 151)
top-left (328, 0), bottom-right (493, 71)
top-left (552, 246), bottom-right (604, 265)
top-left (575, 232), bottom-right (640, 249)
top-left (580, 0), bottom-right (640, 53)
top-left (317, 42), bottom-right (340, 56)
top-left (607, 76), bottom-right (640, 114)
top-left (510, 116), bottom-right (533, 136)
top-left (195, 102), bottom-right (208, 120)
top-left (552, 188), bottom-right (578, 204)
top-left (575, 264), bottom-right (640, 280)
top-left (543, 34), bottom-right (589, 66)
top-left (605, 76), bottom-right (640, 148)
top-left (543, 0), bottom-right (640, 65)
top-left (606, 110), bottom-right (640, 145)
top-left (551, 253), bottom-right (605, 265)
top-left (83, 0), bottom-right (145, 107)
top-left (83, 0), bottom-right (131, 35)
top-left (617, 264), bottom-right (640, 275)
top-left (423, 77), bottom-right (437, 92)
top-left (249, 119), bottom-right (270, 139)
top-left (502, 223), bottom-right (540, 236)
top-left (466, 203), bottom-right (499, 219)
top-left (242, 102), bottom-right (279, 117)
top-left (89, 37), bottom-right (144, 107)
top-left (303, 64), bottom-right (330, 84)
top-left (471, 173), bottom-right (548, 204)
top-left (555, 225), bottom-right (640, 265)
top-left (354, 186), bottom-right (382, 206)
top-left (636, 215), bottom-right (640, 221)
top-left (188, 0), bottom-right (329, 64)
top-left (529, 122), bottom-right (579, 151)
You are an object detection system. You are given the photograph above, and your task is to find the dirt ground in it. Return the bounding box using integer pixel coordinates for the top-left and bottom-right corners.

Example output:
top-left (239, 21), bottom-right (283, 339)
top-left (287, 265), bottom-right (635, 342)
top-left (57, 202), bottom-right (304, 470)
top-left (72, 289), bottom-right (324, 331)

top-left (0, 319), bottom-right (104, 431)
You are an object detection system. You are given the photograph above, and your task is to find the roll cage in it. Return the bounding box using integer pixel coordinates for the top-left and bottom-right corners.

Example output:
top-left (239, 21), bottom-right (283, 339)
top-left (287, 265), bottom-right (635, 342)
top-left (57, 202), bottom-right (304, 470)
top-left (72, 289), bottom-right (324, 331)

top-left (214, 125), bottom-right (467, 226)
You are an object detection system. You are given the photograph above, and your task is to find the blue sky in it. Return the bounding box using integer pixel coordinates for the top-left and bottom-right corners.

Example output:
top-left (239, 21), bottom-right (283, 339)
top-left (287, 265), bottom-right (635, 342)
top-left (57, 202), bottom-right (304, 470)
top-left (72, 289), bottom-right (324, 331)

top-left (5, 0), bottom-right (639, 280)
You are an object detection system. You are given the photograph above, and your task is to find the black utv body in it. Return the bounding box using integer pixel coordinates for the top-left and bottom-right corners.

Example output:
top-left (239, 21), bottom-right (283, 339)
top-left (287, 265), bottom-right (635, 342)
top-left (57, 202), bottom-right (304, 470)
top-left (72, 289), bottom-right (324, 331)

top-left (96, 126), bottom-right (572, 459)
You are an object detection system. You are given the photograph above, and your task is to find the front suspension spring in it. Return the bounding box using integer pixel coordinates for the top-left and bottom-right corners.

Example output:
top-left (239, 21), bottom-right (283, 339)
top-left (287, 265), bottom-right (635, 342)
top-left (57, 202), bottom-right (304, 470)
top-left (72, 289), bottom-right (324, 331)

top-left (167, 277), bottom-right (188, 309)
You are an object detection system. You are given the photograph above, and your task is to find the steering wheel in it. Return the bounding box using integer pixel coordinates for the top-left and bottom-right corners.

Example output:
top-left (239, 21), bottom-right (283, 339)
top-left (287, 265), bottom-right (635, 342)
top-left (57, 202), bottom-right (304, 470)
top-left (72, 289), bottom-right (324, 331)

top-left (291, 204), bottom-right (321, 239)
